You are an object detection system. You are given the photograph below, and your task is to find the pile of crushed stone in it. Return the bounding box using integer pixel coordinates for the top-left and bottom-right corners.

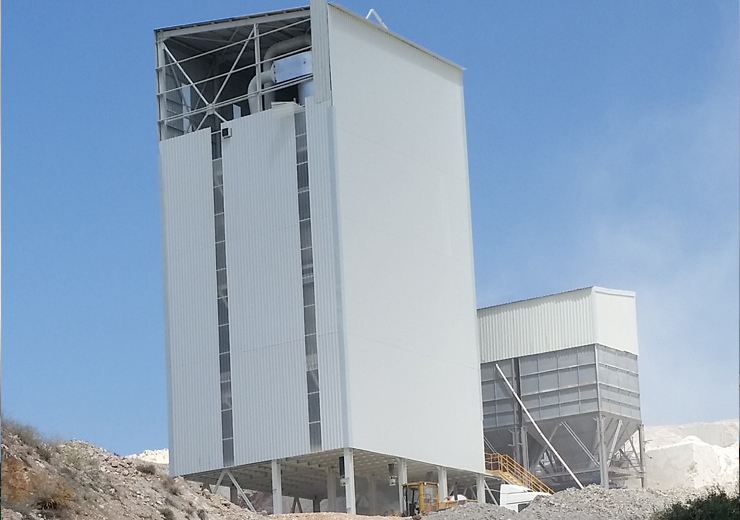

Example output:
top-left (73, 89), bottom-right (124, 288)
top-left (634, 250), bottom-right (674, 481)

top-left (425, 502), bottom-right (515, 520)
top-left (424, 484), bottom-right (738, 520)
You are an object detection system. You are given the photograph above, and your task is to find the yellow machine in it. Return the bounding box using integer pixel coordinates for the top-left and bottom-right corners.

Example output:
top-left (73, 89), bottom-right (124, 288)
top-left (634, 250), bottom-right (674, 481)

top-left (402, 482), bottom-right (461, 516)
top-left (402, 482), bottom-right (440, 516)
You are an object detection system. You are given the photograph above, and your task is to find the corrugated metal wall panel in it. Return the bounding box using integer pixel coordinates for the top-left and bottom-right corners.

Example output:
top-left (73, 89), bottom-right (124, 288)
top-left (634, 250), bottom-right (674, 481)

top-left (593, 288), bottom-right (639, 355)
top-left (159, 130), bottom-right (223, 476)
top-left (222, 109), bottom-right (310, 464)
top-left (478, 288), bottom-right (596, 362)
top-left (306, 98), bottom-right (346, 450)
top-left (309, 0), bottom-right (332, 104)
top-left (327, 7), bottom-right (484, 473)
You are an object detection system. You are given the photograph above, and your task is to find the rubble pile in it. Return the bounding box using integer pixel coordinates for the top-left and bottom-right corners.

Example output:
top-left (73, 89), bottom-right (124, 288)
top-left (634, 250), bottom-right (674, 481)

top-left (517, 485), bottom-right (702, 520)
top-left (425, 502), bottom-right (515, 520)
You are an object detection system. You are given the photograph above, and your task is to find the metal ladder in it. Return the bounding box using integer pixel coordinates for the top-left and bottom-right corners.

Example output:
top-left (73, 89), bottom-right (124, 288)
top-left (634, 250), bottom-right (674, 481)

top-left (485, 452), bottom-right (554, 494)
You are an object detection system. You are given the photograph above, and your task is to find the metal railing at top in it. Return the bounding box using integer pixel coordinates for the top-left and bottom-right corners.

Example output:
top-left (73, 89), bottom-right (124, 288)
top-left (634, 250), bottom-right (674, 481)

top-left (485, 452), bottom-right (554, 494)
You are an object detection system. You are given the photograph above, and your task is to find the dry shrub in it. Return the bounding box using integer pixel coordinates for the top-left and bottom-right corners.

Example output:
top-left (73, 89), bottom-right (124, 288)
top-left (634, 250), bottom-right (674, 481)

top-left (3, 417), bottom-right (45, 449)
top-left (3, 417), bottom-right (57, 462)
top-left (164, 476), bottom-right (181, 495)
top-left (137, 463), bottom-right (158, 475)
top-left (197, 509), bottom-right (207, 520)
top-left (160, 507), bottom-right (176, 520)
top-left (1, 456), bottom-right (34, 506)
top-left (31, 476), bottom-right (74, 510)
top-left (1, 455), bottom-right (74, 512)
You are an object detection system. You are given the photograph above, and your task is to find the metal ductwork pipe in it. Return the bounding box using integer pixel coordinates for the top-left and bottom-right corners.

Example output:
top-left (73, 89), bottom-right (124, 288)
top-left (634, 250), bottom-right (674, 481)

top-left (248, 35), bottom-right (312, 113)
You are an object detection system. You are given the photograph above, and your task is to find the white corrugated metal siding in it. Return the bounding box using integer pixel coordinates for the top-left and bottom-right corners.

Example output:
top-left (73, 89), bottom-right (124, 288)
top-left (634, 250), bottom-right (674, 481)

top-left (159, 130), bottom-right (223, 476)
top-left (327, 6), bottom-right (484, 473)
top-left (593, 288), bottom-right (638, 354)
top-left (222, 109), bottom-right (310, 464)
top-left (306, 98), bottom-right (346, 450)
top-left (478, 288), bottom-right (595, 362)
top-left (478, 287), bottom-right (638, 362)
top-left (309, 0), bottom-right (332, 104)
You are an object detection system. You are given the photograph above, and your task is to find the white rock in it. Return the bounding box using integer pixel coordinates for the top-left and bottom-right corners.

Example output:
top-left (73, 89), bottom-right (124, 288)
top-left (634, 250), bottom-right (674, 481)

top-left (128, 448), bottom-right (169, 465)
top-left (645, 419), bottom-right (739, 489)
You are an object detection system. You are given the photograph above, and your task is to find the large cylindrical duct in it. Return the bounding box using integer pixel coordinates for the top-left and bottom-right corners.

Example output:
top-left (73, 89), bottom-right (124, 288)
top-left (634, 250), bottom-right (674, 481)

top-left (248, 35), bottom-right (312, 113)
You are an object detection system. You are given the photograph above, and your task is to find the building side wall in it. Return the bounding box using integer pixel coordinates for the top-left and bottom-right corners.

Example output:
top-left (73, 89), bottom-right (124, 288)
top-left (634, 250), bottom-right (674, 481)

top-left (327, 7), bottom-right (484, 473)
top-left (478, 288), bottom-right (596, 362)
top-left (160, 130), bottom-right (223, 475)
top-left (222, 109), bottom-right (310, 464)
top-left (593, 288), bottom-right (639, 355)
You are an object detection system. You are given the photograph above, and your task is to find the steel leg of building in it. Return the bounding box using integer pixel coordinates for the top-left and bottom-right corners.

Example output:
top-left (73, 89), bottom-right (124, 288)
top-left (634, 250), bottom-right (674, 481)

top-left (437, 466), bottom-right (448, 500)
top-left (397, 458), bottom-right (408, 515)
top-left (272, 459), bottom-right (283, 514)
top-left (344, 447), bottom-right (356, 514)
top-left (313, 497), bottom-right (321, 512)
top-left (483, 480), bottom-right (498, 506)
top-left (327, 470), bottom-right (337, 512)
top-left (521, 426), bottom-right (530, 472)
top-left (597, 415), bottom-right (609, 489)
top-left (227, 470), bottom-right (257, 512)
top-left (638, 423), bottom-right (646, 488)
top-left (476, 474), bottom-right (485, 504)
top-left (368, 476), bottom-right (378, 515)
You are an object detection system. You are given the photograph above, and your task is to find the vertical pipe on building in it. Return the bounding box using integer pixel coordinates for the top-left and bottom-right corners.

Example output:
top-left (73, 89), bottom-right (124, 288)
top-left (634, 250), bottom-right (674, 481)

top-left (476, 475), bottom-right (486, 504)
top-left (598, 415), bottom-right (609, 489)
top-left (397, 458), bottom-right (408, 515)
top-left (272, 460), bottom-right (283, 514)
top-left (521, 426), bottom-right (530, 474)
top-left (437, 467), bottom-right (448, 500)
top-left (513, 358), bottom-right (523, 464)
top-left (327, 470), bottom-right (337, 512)
top-left (343, 448), bottom-right (356, 514)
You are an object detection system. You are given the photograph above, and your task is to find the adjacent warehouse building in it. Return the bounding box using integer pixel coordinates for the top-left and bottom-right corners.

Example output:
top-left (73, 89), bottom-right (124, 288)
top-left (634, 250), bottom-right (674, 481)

top-left (478, 287), bottom-right (645, 490)
top-left (156, 0), bottom-right (485, 514)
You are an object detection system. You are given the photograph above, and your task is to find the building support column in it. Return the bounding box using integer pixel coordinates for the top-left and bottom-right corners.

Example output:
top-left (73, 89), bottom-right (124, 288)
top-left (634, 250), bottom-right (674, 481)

top-left (597, 415), bottom-right (609, 489)
top-left (343, 448), bottom-right (356, 514)
top-left (397, 458), bottom-right (408, 515)
top-left (272, 459), bottom-right (283, 514)
top-left (476, 474), bottom-right (486, 504)
top-left (437, 467), bottom-right (448, 500)
top-left (368, 476), bottom-right (378, 515)
top-left (638, 423), bottom-right (646, 489)
top-left (327, 470), bottom-right (337, 512)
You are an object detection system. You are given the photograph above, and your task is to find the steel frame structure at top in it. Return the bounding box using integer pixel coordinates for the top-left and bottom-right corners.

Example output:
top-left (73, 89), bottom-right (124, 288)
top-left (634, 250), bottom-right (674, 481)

top-left (155, 13), bottom-right (312, 140)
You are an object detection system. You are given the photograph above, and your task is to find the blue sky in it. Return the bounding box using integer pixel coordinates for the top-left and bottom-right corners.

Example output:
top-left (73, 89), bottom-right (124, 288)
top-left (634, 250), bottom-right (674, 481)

top-left (2, 1), bottom-right (737, 456)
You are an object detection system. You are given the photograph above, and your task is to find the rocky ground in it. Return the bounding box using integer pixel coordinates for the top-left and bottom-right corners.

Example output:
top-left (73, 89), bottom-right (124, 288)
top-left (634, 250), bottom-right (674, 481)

top-left (2, 420), bottom-right (737, 520)
top-left (1, 420), bottom-right (262, 520)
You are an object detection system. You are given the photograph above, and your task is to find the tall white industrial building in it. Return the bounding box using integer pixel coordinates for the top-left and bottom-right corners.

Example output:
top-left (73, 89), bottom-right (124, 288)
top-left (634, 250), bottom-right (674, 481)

top-left (156, 1), bottom-right (484, 513)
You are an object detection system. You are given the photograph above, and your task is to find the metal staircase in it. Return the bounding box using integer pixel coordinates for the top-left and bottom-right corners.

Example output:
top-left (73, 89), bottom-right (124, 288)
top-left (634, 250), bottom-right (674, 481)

top-left (485, 453), bottom-right (554, 494)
